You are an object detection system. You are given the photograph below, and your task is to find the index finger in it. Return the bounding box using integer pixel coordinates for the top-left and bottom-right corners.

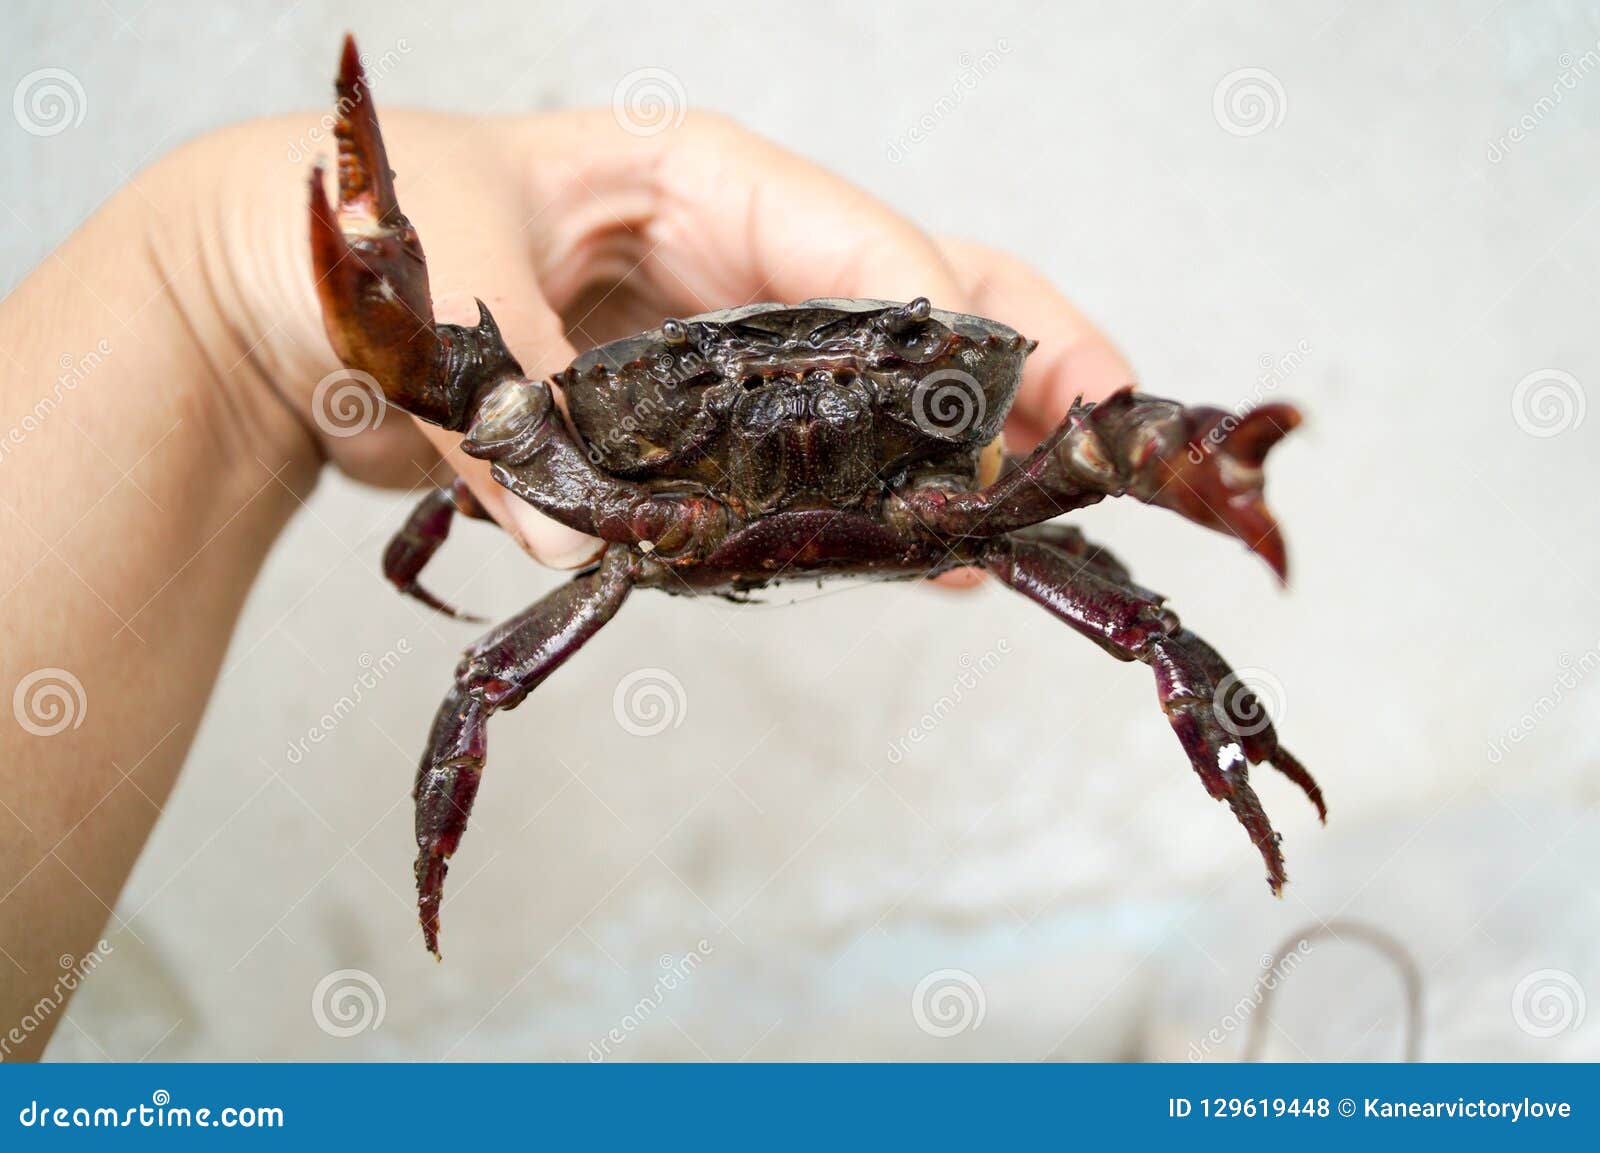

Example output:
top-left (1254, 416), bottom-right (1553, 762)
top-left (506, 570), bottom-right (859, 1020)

top-left (530, 112), bottom-right (971, 317)
top-left (935, 237), bottom-right (1134, 448)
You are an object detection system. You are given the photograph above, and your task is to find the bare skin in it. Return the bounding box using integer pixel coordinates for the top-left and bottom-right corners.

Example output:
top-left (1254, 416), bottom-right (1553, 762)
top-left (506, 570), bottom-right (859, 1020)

top-left (0, 103), bottom-right (1133, 1057)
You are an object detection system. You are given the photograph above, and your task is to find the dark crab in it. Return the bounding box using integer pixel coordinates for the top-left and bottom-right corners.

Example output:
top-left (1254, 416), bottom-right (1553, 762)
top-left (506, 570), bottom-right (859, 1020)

top-left (310, 38), bottom-right (1325, 957)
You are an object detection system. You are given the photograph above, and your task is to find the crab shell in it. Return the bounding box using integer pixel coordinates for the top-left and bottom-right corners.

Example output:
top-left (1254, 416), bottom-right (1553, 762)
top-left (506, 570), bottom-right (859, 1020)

top-left (557, 299), bottom-right (1035, 509)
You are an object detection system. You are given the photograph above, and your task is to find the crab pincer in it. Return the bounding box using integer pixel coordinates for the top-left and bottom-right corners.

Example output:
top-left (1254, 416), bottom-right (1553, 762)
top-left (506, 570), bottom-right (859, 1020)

top-left (1115, 396), bottom-right (1302, 582)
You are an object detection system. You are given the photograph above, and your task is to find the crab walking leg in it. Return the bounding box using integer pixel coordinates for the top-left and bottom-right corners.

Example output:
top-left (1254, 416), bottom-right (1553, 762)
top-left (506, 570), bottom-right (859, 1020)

top-left (308, 36), bottom-right (522, 430)
top-left (383, 478), bottom-right (495, 621)
top-left (896, 389), bottom-right (1300, 579)
top-left (415, 546), bottom-right (636, 956)
top-left (983, 536), bottom-right (1323, 893)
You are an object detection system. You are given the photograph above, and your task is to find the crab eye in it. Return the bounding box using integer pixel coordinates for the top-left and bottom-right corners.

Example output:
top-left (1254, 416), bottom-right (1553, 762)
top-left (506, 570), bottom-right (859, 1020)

top-left (662, 318), bottom-right (689, 346)
top-left (874, 297), bottom-right (933, 336)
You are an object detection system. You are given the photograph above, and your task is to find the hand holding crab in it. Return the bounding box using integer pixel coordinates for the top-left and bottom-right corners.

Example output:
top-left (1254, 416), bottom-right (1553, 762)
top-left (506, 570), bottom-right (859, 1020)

top-left (311, 38), bottom-right (1323, 956)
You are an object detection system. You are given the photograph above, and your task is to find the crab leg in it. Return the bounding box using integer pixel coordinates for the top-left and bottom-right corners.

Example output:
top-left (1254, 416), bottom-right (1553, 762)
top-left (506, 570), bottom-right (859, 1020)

top-left (897, 389), bottom-right (1300, 580)
top-left (383, 478), bottom-right (495, 621)
top-left (308, 36), bottom-right (521, 431)
top-left (414, 545), bottom-right (637, 956)
top-left (984, 534), bottom-right (1323, 893)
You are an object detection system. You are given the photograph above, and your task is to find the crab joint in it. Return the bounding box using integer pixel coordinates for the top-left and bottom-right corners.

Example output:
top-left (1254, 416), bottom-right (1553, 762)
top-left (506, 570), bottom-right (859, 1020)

top-left (463, 378), bottom-right (551, 456)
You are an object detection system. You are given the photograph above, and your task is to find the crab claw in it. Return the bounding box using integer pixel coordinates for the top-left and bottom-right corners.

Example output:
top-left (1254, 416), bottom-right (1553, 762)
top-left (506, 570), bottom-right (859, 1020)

top-left (1114, 395), bottom-right (1301, 581)
top-left (309, 36), bottom-right (467, 429)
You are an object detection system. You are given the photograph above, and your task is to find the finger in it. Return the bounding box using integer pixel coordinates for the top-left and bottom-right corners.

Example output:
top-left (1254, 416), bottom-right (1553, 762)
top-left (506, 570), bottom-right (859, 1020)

top-left (528, 112), bottom-right (971, 317)
top-left (934, 237), bottom-right (1134, 448)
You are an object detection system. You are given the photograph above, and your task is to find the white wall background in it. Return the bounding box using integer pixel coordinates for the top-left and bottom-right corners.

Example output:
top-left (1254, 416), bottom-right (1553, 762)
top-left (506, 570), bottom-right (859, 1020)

top-left (5, 0), bottom-right (1598, 1060)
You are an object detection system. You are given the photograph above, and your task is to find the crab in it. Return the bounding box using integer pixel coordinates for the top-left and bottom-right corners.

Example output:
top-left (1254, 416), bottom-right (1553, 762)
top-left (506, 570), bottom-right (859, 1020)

top-left (309, 38), bottom-right (1325, 957)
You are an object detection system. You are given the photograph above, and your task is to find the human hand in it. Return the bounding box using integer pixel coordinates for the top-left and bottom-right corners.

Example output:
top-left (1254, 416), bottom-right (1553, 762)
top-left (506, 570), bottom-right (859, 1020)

top-left (144, 58), bottom-right (1131, 570)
